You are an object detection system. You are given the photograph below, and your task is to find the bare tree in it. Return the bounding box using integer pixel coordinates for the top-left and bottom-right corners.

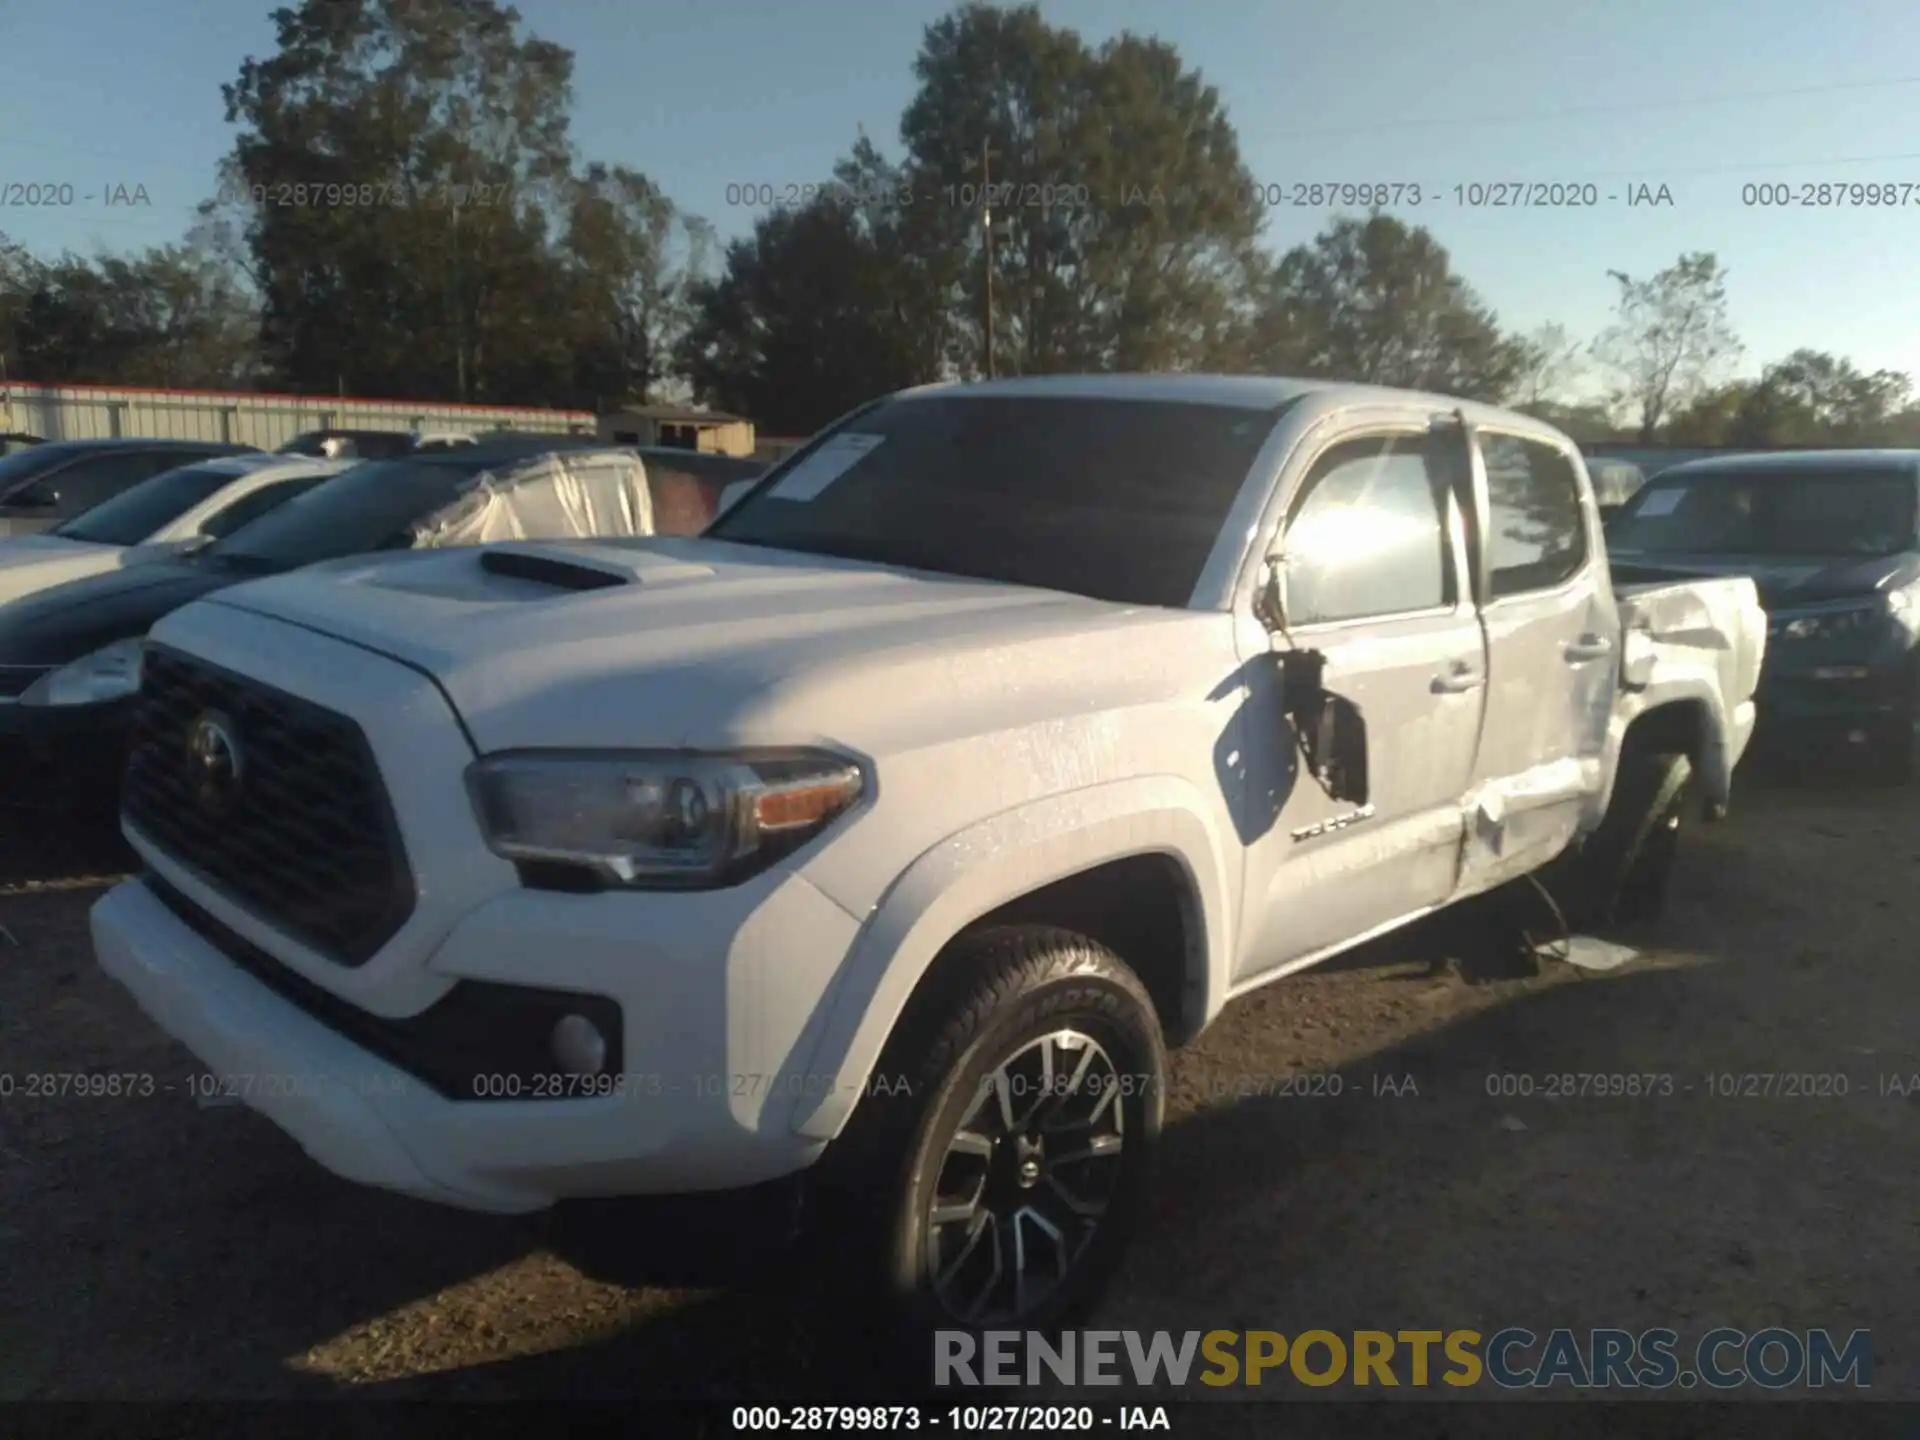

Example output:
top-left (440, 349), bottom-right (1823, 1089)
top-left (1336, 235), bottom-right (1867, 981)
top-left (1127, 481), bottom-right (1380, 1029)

top-left (1514, 321), bottom-right (1586, 407)
top-left (1593, 253), bottom-right (1742, 442)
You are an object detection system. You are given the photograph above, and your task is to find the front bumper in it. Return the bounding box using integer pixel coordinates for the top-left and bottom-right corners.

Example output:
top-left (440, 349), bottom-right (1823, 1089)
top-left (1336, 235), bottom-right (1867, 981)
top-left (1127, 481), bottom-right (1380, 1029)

top-left (1754, 609), bottom-right (1916, 733)
top-left (0, 696), bottom-right (134, 811)
top-left (1756, 661), bottom-right (1914, 730)
top-left (93, 868), bottom-right (858, 1212)
top-left (89, 596), bottom-right (873, 1214)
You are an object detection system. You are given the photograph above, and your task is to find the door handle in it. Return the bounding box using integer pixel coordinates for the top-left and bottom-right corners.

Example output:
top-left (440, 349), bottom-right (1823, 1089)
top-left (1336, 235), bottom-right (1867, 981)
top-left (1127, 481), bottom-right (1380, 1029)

top-left (1564, 633), bottom-right (1613, 662)
top-left (1432, 661), bottom-right (1484, 694)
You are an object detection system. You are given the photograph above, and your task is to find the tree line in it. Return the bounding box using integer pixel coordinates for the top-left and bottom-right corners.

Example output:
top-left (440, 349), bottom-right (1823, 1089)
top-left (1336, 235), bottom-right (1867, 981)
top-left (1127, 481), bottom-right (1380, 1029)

top-left (2, 0), bottom-right (1916, 451)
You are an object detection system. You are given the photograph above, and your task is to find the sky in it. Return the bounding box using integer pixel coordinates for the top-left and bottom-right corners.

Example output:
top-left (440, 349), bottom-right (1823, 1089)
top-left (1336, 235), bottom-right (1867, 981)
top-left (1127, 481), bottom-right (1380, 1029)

top-left (5, 0), bottom-right (1920, 394)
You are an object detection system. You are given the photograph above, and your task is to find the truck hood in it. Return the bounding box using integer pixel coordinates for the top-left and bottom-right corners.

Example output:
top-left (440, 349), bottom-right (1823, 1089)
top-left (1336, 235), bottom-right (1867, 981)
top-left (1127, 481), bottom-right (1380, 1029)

top-left (201, 537), bottom-right (1203, 751)
top-left (0, 534), bottom-right (123, 607)
top-left (1607, 549), bottom-right (1918, 610)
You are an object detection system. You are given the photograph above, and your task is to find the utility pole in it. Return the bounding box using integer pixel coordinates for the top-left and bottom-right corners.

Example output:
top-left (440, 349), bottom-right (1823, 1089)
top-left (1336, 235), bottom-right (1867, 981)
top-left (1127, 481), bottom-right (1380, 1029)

top-left (980, 138), bottom-right (996, 379)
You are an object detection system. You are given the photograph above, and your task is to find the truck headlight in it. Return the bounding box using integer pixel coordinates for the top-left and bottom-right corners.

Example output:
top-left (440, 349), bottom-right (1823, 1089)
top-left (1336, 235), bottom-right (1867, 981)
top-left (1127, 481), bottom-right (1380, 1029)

top-left (17, 637), bottom-right (146, 707)
top-left (465, 749), bottom-right (865, 889)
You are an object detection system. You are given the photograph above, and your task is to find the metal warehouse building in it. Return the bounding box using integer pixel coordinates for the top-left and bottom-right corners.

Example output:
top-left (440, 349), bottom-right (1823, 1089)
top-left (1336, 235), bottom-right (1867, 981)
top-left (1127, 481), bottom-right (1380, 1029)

top-left (0, 379), bottom-right (595, 449)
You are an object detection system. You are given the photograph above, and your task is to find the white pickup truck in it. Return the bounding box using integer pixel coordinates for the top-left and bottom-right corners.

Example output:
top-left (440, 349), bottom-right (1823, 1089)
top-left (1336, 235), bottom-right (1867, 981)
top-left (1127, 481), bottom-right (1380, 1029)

top-left (92, 375), bottom-right (1764, 1339)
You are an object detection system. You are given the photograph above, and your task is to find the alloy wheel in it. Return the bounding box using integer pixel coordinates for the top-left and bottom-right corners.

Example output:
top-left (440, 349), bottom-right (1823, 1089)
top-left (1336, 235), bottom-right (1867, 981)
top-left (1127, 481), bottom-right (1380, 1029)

top-left (924, 1027), bottom-right (1129, 1325)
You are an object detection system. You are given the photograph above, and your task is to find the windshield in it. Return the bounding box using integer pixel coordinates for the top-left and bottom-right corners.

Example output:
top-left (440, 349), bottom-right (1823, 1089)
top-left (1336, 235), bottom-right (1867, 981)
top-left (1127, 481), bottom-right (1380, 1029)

top-left (204, 456), bottom-right (470, 572)
top-left (0, 446), bottom-right (78, 500)
top-left (1608, 469), bottom-right (1919, 559)
top-left (707, 395), bottom-right (1280, 607)
top-left (50, 462), bottom-right (250, 546)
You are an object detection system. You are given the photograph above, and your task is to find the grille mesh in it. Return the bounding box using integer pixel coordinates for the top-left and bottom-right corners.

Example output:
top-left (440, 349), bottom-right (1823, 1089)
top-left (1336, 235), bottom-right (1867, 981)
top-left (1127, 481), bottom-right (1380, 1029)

top-left (122, 644), bottom-right (414, 966)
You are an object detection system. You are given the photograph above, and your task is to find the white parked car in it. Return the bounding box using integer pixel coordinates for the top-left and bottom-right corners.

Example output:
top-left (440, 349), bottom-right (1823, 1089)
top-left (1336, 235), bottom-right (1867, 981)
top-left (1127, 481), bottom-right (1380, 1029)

top-left (92, 375), bottom-right (1766, 1342)
top-left (0, 454), bottom-right (351, 608)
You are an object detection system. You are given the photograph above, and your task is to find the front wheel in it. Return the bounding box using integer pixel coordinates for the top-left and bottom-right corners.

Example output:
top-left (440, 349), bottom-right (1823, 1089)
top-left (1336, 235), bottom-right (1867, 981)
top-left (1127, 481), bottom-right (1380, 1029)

top-left (812, 925), bottom-right (1167, 1346)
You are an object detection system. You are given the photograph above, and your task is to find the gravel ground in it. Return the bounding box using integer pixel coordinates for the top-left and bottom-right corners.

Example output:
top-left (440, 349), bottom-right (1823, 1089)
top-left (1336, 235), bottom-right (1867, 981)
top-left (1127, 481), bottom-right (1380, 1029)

top-left (1, 757), bottom-right (1916, 1421)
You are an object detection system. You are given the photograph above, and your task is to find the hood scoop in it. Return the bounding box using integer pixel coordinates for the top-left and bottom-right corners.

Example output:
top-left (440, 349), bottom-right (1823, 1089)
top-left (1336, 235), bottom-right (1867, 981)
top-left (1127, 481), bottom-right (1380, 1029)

top-left (475, 541), bottom-right (724, 592)
top-left (478, 547), bottom-right (634, 591)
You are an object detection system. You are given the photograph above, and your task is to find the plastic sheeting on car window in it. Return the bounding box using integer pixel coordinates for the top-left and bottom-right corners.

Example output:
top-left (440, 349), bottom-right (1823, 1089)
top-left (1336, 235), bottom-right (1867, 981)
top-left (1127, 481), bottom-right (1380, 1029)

top-left (408, 450), bottom-right (655, 547)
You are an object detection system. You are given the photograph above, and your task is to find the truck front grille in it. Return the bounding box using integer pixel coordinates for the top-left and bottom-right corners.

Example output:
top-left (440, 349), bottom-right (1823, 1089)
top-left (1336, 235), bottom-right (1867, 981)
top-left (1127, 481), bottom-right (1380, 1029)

top-left (123, 643), bottom-right (415, 967)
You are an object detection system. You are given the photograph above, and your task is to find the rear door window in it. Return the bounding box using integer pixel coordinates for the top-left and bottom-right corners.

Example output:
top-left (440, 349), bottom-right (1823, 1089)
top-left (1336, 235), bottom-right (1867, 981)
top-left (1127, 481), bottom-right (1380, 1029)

top-left (1479, 434), bottom-right (1588, 597)
top-left (50, 451), bottom-right (181, 518)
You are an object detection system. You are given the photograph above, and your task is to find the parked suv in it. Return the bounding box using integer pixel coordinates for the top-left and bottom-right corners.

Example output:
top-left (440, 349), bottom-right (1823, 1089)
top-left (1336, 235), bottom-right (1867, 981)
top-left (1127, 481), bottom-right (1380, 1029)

top-left (1606, 449), bottom-right (1920, 781)
top-left (92, 376), bottom-right (1765, 1341)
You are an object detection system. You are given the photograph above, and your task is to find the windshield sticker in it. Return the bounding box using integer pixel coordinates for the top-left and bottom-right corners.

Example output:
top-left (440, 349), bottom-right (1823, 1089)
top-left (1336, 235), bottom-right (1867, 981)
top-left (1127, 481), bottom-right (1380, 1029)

top-left (766, 434), bottom-right (885, 502)
top-left (1634, 486), bottom-right (1686, 518)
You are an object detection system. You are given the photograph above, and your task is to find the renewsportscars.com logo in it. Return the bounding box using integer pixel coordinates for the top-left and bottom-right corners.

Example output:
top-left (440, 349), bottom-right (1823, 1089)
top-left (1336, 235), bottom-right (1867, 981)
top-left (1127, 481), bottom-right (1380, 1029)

top-left (933, 1328), bottom-right (1874, 1391)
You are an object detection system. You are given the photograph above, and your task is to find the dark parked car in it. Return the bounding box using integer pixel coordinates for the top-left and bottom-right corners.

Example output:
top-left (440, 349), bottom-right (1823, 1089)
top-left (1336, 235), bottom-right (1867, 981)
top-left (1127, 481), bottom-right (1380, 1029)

top-left (0, 432), bottom-right (45, 456)
top-left (0, 438), bottom-right (259, 539)
top-left (0, 436), bottom-right (653, 816)
top-left (1606, 449), bottom-right (1920, 781)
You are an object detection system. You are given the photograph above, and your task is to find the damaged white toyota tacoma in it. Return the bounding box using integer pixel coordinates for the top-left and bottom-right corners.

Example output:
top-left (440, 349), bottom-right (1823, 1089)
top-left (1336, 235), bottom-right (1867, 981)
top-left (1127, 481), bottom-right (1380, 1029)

top-left (93, 375), bottom-right (1765, 1337)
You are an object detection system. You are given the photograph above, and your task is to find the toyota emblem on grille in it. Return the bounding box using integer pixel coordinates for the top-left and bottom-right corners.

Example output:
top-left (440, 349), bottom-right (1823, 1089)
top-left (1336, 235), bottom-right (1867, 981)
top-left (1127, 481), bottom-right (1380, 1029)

top-left (185, 711), bottom-right (244, 813)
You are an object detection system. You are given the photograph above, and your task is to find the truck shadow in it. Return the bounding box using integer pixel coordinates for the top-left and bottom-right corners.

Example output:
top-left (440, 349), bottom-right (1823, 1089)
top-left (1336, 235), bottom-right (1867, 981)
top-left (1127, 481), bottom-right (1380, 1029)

top-left (316, 906), bottom-right (1785, 1402)
top-left (18, 775), bottom-right (1897, 1408)
top-left (2, 892), bottom-right (1579, 1402)
top-left (334, 794), bottom-right (1893, 1407)
top-left (319, 960), bottom-right (1720, 1403)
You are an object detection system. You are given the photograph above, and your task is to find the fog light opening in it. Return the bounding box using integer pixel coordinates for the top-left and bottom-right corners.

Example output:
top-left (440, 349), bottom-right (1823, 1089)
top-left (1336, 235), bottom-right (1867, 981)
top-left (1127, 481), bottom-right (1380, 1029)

top-left (551, 1014), bottom-right (609, 1077)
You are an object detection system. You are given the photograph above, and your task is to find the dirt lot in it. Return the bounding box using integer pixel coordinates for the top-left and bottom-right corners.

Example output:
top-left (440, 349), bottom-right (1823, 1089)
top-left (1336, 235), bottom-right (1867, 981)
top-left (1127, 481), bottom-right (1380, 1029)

top-left (2, 756), bottom-right (1916, 1418)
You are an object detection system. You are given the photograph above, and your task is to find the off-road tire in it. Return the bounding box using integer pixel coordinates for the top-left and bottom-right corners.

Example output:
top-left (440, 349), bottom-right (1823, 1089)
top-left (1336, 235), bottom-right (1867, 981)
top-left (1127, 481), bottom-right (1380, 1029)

top-left (1546, 743), bottom-right (1694, 931)
top-left (805, 925), bottom-right (1167, 1361)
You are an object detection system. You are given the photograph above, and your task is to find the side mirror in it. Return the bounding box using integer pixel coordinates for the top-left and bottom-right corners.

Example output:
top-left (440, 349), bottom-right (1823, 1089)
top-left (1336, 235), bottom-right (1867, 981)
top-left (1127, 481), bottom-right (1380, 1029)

top-left (1278, 648), bottom-right (1370, 806)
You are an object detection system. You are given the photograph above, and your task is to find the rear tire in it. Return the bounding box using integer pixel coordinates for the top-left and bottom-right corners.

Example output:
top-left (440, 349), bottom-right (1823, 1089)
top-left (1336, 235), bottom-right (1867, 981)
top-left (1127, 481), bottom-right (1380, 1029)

top-left (1546, 743), bottom-right (1694, 931)
top-left (807, 925), bottom-right (1167, 1358)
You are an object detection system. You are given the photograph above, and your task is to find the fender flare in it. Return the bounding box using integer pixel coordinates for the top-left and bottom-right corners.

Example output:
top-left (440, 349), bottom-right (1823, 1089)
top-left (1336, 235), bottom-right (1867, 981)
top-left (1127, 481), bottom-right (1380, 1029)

top-left (1600, 676), bottom-right (1740, 825)
top-left (784, 775), bottom-right (1233, 1142)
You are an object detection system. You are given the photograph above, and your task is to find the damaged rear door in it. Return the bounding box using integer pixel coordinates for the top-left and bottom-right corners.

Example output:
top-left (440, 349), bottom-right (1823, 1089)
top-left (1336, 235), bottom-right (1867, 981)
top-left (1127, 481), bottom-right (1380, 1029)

top-left (1457, 427), bottom-right (1621, 891)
